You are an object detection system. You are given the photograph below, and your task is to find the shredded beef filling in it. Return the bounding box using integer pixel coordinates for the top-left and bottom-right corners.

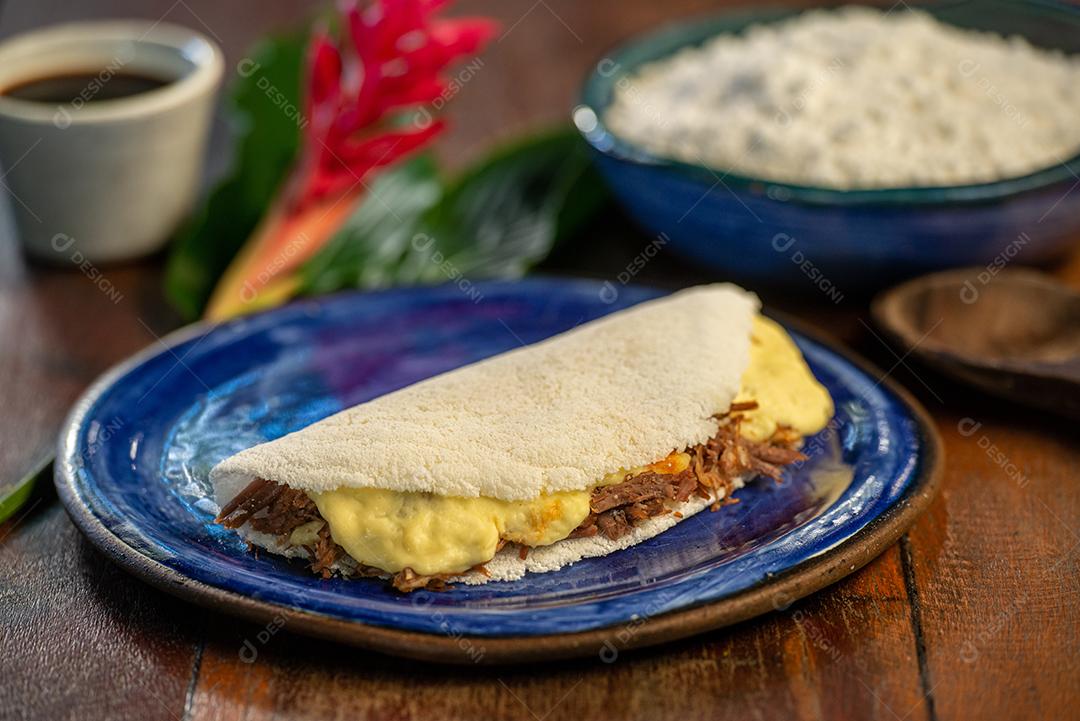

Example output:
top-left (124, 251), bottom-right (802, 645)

top-left (572, 414), bottom-right (806, 541)
top-left (215, 481), bottom-right (483, 591)
top-left (216, 405), bottom-right (807, 592)
top-left (216, 478), bottom-right (320, 536)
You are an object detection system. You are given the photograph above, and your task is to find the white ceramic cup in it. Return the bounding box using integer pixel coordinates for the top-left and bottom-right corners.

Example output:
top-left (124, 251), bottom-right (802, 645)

top-left (0, 21), bottom-right (224, 263)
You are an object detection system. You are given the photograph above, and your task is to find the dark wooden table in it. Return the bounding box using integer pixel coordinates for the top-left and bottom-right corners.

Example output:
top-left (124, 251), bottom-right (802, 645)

top-left (1, 1), bottom-right (1078, 719)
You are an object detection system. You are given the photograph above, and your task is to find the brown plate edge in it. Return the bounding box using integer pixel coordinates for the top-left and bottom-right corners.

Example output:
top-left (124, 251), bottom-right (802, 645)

top-left (54, 309), bottom-right (945, 666)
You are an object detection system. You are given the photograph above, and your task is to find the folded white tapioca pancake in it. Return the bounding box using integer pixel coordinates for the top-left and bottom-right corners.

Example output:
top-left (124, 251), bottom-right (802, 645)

top-left (211, 284), bottom-right (833, 591)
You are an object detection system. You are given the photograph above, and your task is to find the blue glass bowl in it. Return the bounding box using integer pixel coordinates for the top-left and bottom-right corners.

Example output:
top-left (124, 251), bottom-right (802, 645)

top-left (575, 0), bottom-right (1080, 290)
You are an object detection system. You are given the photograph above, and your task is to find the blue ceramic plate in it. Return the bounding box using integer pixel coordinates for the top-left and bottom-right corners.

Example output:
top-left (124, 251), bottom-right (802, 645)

top-left (57, 279), bottom-right (941, 663)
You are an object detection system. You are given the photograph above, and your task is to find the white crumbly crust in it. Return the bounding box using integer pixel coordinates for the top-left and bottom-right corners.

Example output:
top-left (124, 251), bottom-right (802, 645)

top-left (210, 284), bottom-right (757, 504)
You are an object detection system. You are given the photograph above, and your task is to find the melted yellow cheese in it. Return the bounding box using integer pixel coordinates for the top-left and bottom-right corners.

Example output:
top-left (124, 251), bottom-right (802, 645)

top-left (734, 316), bottom-right (834, 442)
top-left (309, 453), bottom-right (691, 576)
top-left (288, 520), bottom-right (324, 547)
top-left (311, 488), bottom-right (590, 576)
top-left (309, 315), bottom-right (832, 576)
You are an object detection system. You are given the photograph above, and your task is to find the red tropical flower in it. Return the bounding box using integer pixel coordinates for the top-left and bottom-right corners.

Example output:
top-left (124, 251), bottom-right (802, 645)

top-left (290, 0), bottom-right (498, 210)
top-left (205, 0), bottom-right (497, 320)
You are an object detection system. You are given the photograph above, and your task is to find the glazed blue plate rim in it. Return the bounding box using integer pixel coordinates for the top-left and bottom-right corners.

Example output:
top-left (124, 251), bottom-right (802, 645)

top-left (575, 0), bottom-right (1080, 207)
top-left (55, 279), bottom-right (942, 662)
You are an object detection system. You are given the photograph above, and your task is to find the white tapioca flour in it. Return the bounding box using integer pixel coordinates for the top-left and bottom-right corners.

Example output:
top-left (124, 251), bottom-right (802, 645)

top-left (604, 6), bottom-right (1080, 189)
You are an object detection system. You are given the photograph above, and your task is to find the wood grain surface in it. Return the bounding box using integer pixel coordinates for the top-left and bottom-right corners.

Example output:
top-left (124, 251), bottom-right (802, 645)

top-left (1, 1), bottom-right (1078, 720)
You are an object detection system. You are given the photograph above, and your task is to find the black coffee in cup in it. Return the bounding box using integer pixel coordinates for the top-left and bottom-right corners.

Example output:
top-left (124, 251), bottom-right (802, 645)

top-left (3, 71), bottom-right (170, 103)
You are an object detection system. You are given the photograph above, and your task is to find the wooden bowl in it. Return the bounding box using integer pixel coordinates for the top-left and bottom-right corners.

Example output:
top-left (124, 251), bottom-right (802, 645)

top-left (872, 267), bottom-right (1080, 418)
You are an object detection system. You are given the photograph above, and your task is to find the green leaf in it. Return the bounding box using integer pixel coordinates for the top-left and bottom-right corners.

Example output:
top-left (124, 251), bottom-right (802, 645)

top-left (296, 127), bottom-right (608, 295)
top-left (0, 456), bottom-right (50, 524)
top-left (298, 155), bottom-right (444, 295)
top-left (164, 32), bottom-right (308, 320)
